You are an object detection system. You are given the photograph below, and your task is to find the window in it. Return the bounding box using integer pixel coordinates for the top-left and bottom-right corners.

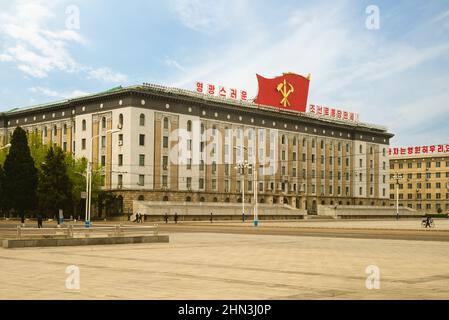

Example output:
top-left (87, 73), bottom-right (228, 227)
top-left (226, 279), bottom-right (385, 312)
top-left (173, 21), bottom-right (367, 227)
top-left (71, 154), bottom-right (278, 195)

top-left (187, 120), bottom-right (192, 132)
top-left (81, 138), bottom-right (86, 150)
top-left (101, 136), bottom-right (106, 148)
top-left (101, 155), bottom-right (106, 166)
top-left (162, 175), bottom-right (168, 187)
top-left (302, 153), bottom-right (306, 162)
top-left (139, 155), bottom-right (145, 166)
top-left (119, 114), bottom-right (124, 126)
top-left (282, 150), bottom-right (286, 161)
top-left (187, 139), bottom-right (192, 151)
top-left (63, 124), bottom-right (67, 135)
top-left (186, 177), bottom-right (192, 189)
top-left (138, 175), bottom-right (144, 186)
top-left (436, 172), bottom-right (441, 178)
top-left (293, 152), bottom-right (297, 161)
top-left (212, 161), bottom-right (217, 174)
top-left (139, 134), bottom-right (145, 146)
top-left (101, 117), bottom-right (106, 129)
top-left (139, 114), bottom-right (145, 126)
top-left (436, 182), bottom-right (441, 189)
top-left (199, 178), bottom-right (204, 189)
top-left (163, 117), bottom-right (169, 129)
top-left (101, 175), bottom-right (105, 187)
top-left (118, 154), bottom-right (123, 166)
top-left (162, 156), bottom-right (168, 169)
top-left (359, 159), bottom-right (363, 167)
top-left (187, 158), bottom-right (192, 170)
top-left (436, 161), bottom-right (441, 168)
top-left (82, 120), bottom-right (86, 131)
top-left (212, 179), bottom-right (217, 190)
top-left (359, 145), bottom-right (363, 153)
top-left (118, 174), bottom-right (123, 186)
top-left (408, 162), bottom-right (413, 169)
top-left (118, 134), bottom-right (123, 144)
top-left (163, 136), bottom-right (169, 148)
top-left (63, 142), bottom-right (67, 151)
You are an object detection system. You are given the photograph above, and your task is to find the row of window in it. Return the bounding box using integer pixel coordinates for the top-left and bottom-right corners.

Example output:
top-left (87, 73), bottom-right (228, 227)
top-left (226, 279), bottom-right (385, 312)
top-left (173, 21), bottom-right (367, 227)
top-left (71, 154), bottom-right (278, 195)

top-left (392, 193), bottom-right (449, 200)
top-left (391, 161), bottom-right (449, 169)
top-left (392, 182), bottom-right (449, 190)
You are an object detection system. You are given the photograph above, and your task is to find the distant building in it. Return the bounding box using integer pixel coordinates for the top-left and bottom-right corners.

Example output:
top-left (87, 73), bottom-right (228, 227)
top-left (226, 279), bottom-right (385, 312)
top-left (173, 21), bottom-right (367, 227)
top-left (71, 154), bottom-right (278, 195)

top-left (389, 148), bottom-right (449, 213)
top-left (0, 83), bottom-right (393, 217)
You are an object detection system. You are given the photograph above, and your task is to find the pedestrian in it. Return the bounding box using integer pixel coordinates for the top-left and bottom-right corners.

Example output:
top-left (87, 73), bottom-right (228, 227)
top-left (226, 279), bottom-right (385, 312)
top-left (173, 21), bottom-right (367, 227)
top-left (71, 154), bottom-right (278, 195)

top-left (37, 214), bottom-right (43, 228)
top-left (242, 212), bottom-right (245, 222)
top-left (174, 212), bottom-right (178, 224)
top-left (164, 212), bottom-right (168, 224)
top-left (210, 212), bottom-right (213, 223)
top-left (21, 214), bottom-right (25, 225)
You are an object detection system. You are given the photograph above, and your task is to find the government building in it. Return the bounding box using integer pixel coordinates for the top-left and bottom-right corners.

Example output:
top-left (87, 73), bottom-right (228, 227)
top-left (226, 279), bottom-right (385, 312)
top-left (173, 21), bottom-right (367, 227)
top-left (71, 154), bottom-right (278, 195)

top-left (0, 80), bottom-right (393, 218)
top-left (389, 147), bottom-right (449, 214)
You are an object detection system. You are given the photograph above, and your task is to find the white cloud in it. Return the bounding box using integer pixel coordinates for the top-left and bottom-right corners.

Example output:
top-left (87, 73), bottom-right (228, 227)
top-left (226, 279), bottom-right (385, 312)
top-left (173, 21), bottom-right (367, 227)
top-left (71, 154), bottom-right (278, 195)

top-left (30, 86), bottom-right (90, 99)
top-left (87, 67), bottom-right (128, 83)
top-left (0, 0), bottom-right (126, 83)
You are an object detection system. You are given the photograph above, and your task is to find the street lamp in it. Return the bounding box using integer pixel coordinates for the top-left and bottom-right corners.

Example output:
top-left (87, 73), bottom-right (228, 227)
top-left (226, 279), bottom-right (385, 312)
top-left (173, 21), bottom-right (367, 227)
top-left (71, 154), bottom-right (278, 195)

top-left (85, 129), bottom-right (121, 227)
top-left (234, 146), bottom-right (258, 226)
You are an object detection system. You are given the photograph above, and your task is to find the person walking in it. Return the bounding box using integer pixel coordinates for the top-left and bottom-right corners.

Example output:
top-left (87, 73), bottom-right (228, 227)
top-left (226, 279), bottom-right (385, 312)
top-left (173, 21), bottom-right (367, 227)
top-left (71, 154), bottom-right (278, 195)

top-left (164, 212), bottom-right (168, 224)
top-left (210, 212), bottom-right (213, 223)
top-left (37, 214), bottom-right (43, 228)
top-left (174, 212), bottom-right (178, 224)
top-left (242, 212), bottom-right (245, 222)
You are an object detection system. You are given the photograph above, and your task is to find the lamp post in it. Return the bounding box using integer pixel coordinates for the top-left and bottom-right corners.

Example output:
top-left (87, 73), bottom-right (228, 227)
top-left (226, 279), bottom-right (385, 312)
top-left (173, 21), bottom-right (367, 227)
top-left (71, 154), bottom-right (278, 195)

top-left (85, 129), bottom-right (121, 227)
top-left (234, 146), bottom-right (258, 226)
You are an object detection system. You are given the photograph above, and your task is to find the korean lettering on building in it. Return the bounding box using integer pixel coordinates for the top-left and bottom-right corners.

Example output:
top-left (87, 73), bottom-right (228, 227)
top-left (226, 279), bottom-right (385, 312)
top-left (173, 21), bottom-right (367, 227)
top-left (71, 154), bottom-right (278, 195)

top-left (389, 144), bottom-right (449, 156)
top-left (308, 104), bottom-right (359, 123)
top-left (196, 82), bottom-right (247, 101)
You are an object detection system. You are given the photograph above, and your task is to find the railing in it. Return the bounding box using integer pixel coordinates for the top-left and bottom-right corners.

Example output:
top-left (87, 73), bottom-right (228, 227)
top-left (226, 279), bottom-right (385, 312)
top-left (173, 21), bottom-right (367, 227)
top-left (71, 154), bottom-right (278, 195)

top-left (6, 225), bottom-right (158, 239)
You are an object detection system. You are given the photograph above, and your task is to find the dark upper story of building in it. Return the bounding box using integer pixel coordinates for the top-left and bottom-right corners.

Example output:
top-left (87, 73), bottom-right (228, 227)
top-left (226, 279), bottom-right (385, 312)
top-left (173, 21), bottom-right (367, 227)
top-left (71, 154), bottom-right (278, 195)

top-left (0, 83), bottom-right (394, 144)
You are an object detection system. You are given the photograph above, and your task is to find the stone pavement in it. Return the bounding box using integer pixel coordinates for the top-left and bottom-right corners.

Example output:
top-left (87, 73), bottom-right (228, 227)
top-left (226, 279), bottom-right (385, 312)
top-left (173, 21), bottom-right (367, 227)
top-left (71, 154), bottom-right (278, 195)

top-left (185, 218), bottom-right (449, 230)
top-left (0, 232), bottom-right (449, 299)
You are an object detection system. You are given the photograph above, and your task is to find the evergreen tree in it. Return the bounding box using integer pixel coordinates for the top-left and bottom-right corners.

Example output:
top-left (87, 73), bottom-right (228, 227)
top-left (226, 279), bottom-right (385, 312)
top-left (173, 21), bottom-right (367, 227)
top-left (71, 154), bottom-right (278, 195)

top-left (38, 147), bottom-right (73, 220)
top-left (3, 127), bottom-right (38, 217)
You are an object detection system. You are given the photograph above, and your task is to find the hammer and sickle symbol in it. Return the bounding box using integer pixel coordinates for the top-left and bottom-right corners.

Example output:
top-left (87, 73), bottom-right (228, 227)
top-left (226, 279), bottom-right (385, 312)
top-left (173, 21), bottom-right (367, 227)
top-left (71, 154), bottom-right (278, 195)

top-left (276, 79), bottom-right (294, 107)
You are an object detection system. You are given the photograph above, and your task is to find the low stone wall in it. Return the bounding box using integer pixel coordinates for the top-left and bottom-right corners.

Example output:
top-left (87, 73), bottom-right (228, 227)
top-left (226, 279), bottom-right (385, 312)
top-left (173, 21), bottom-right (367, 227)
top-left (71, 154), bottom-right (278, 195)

top-left (132, 201), bottom-right (306, 221)
top-left (3, 235), bottom-right (169, 248)
top-left (317, 205), bottom-right (421, 219)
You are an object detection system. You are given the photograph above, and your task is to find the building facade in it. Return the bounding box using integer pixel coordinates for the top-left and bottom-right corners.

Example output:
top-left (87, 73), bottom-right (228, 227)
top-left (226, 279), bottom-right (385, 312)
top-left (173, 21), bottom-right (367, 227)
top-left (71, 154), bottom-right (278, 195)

top-left (0, 84), bottom-right (393, 216)
top-left (389, 152), bottom-right (449, 213)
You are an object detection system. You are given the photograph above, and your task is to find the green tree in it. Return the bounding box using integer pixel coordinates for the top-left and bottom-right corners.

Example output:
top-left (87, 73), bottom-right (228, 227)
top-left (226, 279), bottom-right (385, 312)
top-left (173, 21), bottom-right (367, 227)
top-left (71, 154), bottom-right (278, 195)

top-left (3, 127), bottom-right (38, 218)
top-left (28, 131), bottom-right (48, 174)
top-left (37, 147), bottom-right (72, 221)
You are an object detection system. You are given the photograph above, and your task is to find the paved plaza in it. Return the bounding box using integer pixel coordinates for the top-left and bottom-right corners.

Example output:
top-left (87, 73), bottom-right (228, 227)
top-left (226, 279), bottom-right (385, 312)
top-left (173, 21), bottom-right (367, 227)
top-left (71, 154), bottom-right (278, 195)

top-left (1, 229), bottom-right (449, 299)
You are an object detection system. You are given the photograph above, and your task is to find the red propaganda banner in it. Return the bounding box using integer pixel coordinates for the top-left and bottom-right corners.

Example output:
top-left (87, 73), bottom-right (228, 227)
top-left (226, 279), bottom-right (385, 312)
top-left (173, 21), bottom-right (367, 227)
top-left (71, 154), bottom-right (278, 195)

top-left (254, 73), bottom-right (310, 112)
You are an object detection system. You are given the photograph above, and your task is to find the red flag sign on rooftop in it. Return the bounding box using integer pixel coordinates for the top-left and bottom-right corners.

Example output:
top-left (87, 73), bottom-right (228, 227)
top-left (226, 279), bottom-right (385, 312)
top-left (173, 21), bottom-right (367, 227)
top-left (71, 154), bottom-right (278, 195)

top-left (254, 72), bottom-right (311, 112)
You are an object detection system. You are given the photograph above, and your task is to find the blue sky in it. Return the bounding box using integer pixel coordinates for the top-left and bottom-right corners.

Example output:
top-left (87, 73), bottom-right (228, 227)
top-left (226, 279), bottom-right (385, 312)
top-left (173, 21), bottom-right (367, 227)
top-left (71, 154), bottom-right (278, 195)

top-left (0, 0), bottom-right (448, 147)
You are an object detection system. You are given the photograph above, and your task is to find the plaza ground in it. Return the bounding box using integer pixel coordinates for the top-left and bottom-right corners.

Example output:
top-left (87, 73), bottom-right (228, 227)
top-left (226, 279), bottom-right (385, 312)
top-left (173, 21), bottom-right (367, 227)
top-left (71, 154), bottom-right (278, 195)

top-left (1, 218), bottom-right (449, 299)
